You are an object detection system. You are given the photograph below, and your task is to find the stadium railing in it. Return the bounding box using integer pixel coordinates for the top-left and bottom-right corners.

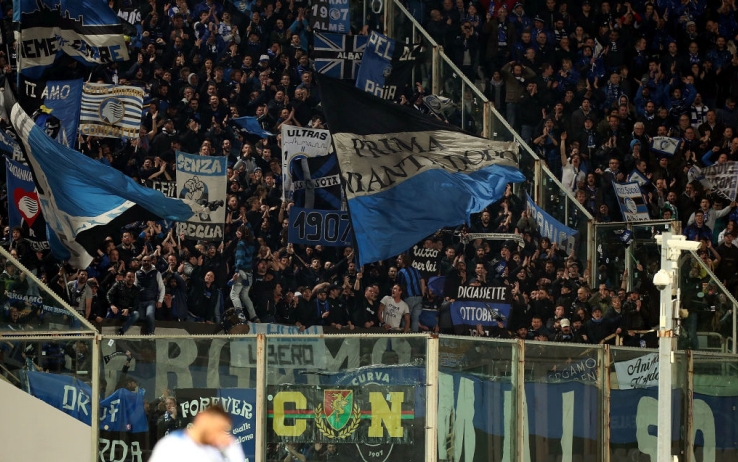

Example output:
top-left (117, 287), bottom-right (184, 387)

top-left (385, 0), bottom-right (595, 278)
top-left (5, 327), bottom-right (738, 462)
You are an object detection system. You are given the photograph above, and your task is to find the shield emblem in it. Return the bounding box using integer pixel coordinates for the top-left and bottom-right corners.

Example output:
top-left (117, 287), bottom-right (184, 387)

top-left (323, 390), bottom-right (353, 431)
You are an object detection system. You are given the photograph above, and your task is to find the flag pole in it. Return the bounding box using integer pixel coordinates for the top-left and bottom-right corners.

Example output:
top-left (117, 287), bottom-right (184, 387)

top-left (315, 75), bottom-right (364, 267)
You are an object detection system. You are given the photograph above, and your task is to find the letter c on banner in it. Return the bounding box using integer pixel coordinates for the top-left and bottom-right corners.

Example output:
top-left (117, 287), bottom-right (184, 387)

top-left (273, 391), bottom-right (307, 436)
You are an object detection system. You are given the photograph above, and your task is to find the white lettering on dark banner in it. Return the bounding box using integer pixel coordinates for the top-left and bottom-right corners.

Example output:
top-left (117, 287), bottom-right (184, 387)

top-left (410, 245), bottom-right (440, 277)
top-left (456, 285), bottom-right (507, 301)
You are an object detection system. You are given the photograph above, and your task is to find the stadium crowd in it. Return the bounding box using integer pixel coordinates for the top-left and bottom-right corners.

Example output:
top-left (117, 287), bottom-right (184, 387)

top-left (0, 0), bottom-right (736, 351)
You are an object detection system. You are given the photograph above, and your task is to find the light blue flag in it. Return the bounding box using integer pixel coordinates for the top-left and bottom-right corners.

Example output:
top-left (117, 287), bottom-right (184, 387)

top-left (318, 75), bottom-right (526, 266)
top-left (232, 116), bottom-right (274, 138)
top-left (10, 103), bottom-right (196, 269)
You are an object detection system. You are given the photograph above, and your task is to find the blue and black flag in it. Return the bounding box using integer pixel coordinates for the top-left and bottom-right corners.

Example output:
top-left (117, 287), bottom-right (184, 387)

top-left (290, 154), bottom-right (343, 211)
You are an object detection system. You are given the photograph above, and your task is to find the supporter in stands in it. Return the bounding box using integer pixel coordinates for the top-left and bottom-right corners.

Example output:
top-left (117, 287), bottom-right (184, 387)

top-left (2, 0), bottom-right (738, 356)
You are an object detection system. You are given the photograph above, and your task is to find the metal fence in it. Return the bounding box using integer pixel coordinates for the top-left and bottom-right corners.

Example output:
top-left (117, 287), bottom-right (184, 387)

top-left (4, 331), bottom-right (738, 462)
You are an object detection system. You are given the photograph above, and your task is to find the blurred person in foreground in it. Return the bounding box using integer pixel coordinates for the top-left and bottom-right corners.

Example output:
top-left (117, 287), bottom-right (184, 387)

top-left (148, 404), bottom-right (243, 462)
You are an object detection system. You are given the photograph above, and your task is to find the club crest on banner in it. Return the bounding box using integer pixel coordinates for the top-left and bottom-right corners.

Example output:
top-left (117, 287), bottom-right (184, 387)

top-left (14, 188), bottom-right (40, 226)
top-left (99, 97), bottom-right (126, 125)
top-left (79, 83), bottom-right (144, 139)
top-left (314, 390), bottom-right (361, 438)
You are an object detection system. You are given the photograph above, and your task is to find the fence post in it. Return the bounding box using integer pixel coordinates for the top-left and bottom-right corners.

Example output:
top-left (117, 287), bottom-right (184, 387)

top-left (431, 46), bottom-right (441, 95)
top-left (685, 350), bottom-right (694, 462)
top-left (91, 334), bottom-right (101, 462)
top-left (514, 339), bottom-right (526, 462)
top-left (384, 0), bottom-right (394, 36)
top-left (255, 333), bottom-right (267, 462)
top-left (425, 335), bottom-right (439, 462)
top-left (601, 345), bottom-right (611, 462)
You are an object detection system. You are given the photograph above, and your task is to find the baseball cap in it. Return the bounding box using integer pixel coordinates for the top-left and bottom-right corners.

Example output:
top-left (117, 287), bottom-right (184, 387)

top-left (560, 318), bottom-right (571, 327)
top-left (259, 54), bottom-right (270, 62)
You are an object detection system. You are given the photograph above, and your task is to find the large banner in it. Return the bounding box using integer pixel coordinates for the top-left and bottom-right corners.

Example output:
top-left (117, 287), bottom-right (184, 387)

top-left (313, 32), bottom-right (367, 79)
top-left (79, 83), bottom-right (144, 139)
top-left (449, 284), bottom-right (511, 335)
top-left (614, 181), bottom-right (651, 221)
top-left (288, 207), bottom-right (352, 247)
top-left (525, 193), bottom-right (578, 255)
top-left (281, 125), bottom-right (333, 201)
top-left (356, 32), bottom-right (419, 100)
top-left (290, 154), bottom-right (343, 210)
top-left (267, 384), bottom-right (415, 444)
top-left (14, 0), bottom-right (130, 80)
top-left (176, 151), bottom-right (227, 241)
top-left (5, 158), bottom-right (48, 250)
top-left (310, 0), bottom-right (350, 33)
top-left (23, 370), bottom-right (148, 430)
top-left (701, 161), bottom-right (738, 202)
top-left (174, 388), bottom-right (256, 460)
top-left (229, 322), bottom-right (328, 369)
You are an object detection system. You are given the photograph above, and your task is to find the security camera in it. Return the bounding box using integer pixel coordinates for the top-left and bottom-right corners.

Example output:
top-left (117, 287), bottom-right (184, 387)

top-left (666, 240), bottom-right (701, 251)
top-left (653, 269), bottom-right (671, 291)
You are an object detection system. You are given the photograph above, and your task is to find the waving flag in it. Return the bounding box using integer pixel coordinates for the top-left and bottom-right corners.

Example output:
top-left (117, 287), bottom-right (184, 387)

top-left (313, 32), bottom-right (368, 79)
top-left (356, 31), bottom-right (420, 100)
top-left (232, 116), bottom-right (274, 138)
top-left (291, 154), bottom-right (343, 210)
top-left (613, 181), bottom-right (650, 221)
top-left (79, 83), bottom-right (144, 139)
top-left (14, 0), bottom-right (130, 80)
top-left (318, 75), bottom-right (525, 266)
top-left (10, 103), bottom-right (196, 269)
top-left (650, 136), bottom-right (680, 157)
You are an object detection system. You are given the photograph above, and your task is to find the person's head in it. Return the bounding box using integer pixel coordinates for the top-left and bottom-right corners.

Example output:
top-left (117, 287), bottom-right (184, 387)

top-left (141, 255), bottom-right (153, 271)
top-left (124, 271), bottom-right (135, 287)
top-left (391, 284), bottom-right (403, 299)
top-left (205, 271), bottom-right (216, 284)
top-left (531, 316), bottom-right (543, 329)
top-left (592, 306), bottom-right (603, 319)
top-left (189, 405), bottom-right (233, 449)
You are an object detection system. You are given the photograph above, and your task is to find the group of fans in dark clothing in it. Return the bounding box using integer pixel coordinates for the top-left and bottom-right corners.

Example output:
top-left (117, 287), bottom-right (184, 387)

top-left (0, 0), bottom-right (736, 352)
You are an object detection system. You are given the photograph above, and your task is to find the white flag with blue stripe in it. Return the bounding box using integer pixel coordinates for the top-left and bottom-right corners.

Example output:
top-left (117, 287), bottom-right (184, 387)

top-left (79, 83), bottom-right (144, 139)
top-left (650, 136), bottom-right (681, 156)
top-left (10, 103), bottom-right (196, 269)
top-left (318, 75), bottom-right (526, 266)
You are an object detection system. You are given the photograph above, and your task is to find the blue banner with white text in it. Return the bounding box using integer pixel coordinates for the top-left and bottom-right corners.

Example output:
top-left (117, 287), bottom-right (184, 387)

top-left (288, 207), bottom-right (352, 247)
top-left (526, 193), bottom-right (579, 255)
top-left (23, 370), bottom-right (148, 432)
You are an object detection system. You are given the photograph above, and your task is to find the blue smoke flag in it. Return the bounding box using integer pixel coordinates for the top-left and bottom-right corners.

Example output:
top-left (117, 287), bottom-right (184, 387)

top-left (14, 0), bottom-right (130, 80)
top-left (10, 103), bottom-right (196, 269)
top-left (317, 75), bottom-right (525, 266)
top-left (232, 116), bottom-right (274, 138)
